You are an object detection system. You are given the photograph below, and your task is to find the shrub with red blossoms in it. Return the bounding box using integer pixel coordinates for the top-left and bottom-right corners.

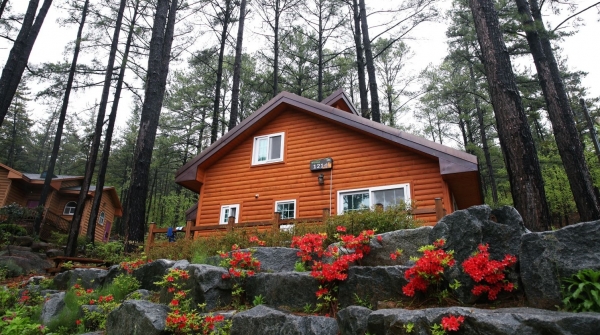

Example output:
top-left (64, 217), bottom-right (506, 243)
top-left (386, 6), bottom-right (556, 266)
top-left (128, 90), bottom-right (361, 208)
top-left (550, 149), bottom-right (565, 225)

top-left (402, 239), bottom-right (455, 297)
top-left (441, 314), bottom-right (465, 332)
top-left (461, 243), bottom-right (517, 300)
top-left (291, 233), bottom-right (328, 262)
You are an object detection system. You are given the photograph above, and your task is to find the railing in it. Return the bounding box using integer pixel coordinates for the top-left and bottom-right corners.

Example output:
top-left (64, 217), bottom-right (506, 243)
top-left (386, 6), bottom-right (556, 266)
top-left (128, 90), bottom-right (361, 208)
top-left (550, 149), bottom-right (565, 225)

top-left (144, 198), bottom-right (447, 253)
top-left (39, 209), bottom-right (71, 241)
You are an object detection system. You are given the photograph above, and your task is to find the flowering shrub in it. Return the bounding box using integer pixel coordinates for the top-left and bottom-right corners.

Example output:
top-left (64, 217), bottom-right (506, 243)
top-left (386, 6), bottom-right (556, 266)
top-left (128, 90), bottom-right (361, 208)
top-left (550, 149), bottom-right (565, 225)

top-left (0, 287), bottom-right (46, 335)
top-left (120, 257), bottom-right (151, 274)
top-left (431, 314), bottom-right (465, 334)
top-left (292, 227), bottom-right (377, 314)
top-left (402, 239), bottom-right (455, 297)
top-left (83, 294), bottom-right (119, 330)
top-left (157, 268), bottom-right (229, 334)
top-left (219, 237), bottom-right (263, 308)
top-left (461, 244), bottom-right (517, 300)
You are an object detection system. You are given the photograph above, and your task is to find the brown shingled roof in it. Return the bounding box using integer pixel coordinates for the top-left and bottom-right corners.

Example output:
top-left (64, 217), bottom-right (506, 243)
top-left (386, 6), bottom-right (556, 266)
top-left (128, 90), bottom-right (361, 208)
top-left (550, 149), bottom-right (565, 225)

top-left (175, 91), bottom-right (479, 192)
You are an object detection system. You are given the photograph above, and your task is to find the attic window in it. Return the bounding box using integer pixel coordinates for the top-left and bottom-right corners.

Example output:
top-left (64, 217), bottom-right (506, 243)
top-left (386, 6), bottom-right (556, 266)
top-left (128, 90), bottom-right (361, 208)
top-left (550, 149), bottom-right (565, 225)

top-left (63, 201), bottom-right (77, 215)
top-left (252, 132), bottom-right (284, 165)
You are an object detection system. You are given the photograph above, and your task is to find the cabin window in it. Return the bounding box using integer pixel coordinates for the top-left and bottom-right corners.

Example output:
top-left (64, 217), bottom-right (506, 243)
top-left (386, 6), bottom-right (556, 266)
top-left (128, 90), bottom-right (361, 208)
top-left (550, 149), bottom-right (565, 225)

top-left (63, 201), bottom-right (77, 215)
top-left (252, 132), bottom-right (284, 165)
top-left (98, 211), bottom-right (105, 226)
top-left (275, 200), bottom-right (296, 219)
top-left (337, 183), bottom-right (410, 214)
top-left (220, 204), bottom-right (240, 224)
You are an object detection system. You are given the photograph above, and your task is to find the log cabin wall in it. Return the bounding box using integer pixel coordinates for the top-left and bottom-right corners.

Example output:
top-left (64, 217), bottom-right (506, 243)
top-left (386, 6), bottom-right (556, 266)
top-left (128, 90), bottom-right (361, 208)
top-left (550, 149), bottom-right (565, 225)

top-left (196, 108), bottom-right (451, 226)
top-left (0, 168), bottom-right (11, 206)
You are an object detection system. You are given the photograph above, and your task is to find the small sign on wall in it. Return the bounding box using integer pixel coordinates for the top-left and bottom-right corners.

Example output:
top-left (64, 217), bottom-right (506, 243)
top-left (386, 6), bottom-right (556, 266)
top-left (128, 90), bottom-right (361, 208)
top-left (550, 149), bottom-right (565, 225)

top-left (310, 157), bottom-right (333, 171)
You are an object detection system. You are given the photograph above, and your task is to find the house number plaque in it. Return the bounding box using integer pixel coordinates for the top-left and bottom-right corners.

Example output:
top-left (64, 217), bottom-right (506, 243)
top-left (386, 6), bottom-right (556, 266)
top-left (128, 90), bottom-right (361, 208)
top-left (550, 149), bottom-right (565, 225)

top-left (310, 157), bottom-right (333, 171)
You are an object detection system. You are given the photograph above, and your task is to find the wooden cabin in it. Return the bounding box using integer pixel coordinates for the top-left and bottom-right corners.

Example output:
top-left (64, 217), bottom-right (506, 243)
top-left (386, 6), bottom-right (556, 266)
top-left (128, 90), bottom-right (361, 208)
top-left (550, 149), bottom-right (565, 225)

top-left (175, 90), bottom-right (482, 233)
top-left (0, 163), bottom-right (122, 242)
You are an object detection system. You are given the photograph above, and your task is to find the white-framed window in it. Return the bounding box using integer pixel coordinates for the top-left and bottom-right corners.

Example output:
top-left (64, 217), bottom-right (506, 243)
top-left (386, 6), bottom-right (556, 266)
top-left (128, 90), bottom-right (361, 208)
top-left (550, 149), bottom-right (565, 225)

top-left (98, 211), bottom-right (105, 226)
top-left (252, 132), bottom-right (284, 165)
top-left (337, 183), bottom-right (410, 214)
top-left (63, 201), bottom-right (77, 215)
top-left (275, 200), bottom-right (296, 219)
top-left (220, 204), bottom-right (240, 224)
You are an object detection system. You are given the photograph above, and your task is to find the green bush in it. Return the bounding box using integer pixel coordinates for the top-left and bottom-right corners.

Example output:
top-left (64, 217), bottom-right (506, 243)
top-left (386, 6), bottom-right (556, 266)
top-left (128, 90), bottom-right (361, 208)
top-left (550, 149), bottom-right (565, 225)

top-left (0, 224), bottom-right (27, 237)
top-left (102, 274), bottom-right (140, 301)
top-left (562, 269), bottom-right (600, 312)
top-left (324, 204), bottom-right (421, 244)
top-left (86, 241), bottom-right (125, 264)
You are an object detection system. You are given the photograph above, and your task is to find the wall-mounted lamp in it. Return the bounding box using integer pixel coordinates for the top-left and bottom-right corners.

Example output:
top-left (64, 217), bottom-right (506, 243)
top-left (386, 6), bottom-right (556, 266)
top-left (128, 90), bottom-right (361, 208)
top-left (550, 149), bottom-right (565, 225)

top-left (318, 173), bottom-right (324, 185)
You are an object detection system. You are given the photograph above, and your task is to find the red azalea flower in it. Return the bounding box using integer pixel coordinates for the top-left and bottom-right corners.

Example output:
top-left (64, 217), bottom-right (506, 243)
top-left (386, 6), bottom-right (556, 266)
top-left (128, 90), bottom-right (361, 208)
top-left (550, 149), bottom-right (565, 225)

top-left (441, 315), bottom-right (465, 331)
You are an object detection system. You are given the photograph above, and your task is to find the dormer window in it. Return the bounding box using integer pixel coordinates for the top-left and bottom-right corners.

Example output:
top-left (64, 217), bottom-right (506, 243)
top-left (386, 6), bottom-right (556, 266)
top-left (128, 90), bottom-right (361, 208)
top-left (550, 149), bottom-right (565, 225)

top-left (252, 132), bottom-right (284, 165)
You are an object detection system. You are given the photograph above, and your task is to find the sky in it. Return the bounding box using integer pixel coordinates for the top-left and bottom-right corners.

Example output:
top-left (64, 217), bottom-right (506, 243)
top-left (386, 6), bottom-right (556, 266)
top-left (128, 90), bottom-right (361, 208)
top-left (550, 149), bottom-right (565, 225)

top-left (1, 0), bottom-right (599, 133)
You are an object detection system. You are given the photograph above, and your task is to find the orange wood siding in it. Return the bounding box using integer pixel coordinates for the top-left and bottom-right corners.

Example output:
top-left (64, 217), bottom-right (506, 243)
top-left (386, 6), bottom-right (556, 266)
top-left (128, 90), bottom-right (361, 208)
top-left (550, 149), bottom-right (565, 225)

top-left (79, 192), bottom-right (117, 241)
top-left (0, 168), bottom-right (11, 206)
top-left (5, 182), bottom-right (27, 207)
top-left (197, 108), bottom-right (448, 226)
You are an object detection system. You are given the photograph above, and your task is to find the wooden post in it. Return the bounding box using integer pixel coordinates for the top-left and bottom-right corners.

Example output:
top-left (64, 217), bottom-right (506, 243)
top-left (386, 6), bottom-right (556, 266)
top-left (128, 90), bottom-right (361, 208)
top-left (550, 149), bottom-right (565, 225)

top-left (272, 212), bottom-right (281, 232)
top-left (145, 222), bottom-right (156, 254)
top-left (184, 220), bottom-right (192, 240)
top-left (322, 208), bottom-right (330, 225)
top-left (227, 216), bottom-right (235, 232)
top-left (434, 198), bottom-right (445, 222)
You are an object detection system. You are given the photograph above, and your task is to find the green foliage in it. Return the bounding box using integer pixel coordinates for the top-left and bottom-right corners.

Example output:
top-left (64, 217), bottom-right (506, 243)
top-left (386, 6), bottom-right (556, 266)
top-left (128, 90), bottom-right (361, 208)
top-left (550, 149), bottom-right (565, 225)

top-left (403, 322), bottom-right (415, 333)
top-left (252, 294), bottom-right (265, 306)
top-left (0, 260), bottom-right (23, 278)
top-left (0, 287), bottom-right (46, 335)
top-left (562, 269), bottom-right (600, 312)
top-left (294, 261), bottom-right (307, 272)
top-left (45, 290), bottom-right (81, 334)
top-left (48, 232), bottom-right (69, 246)
top-left (85, 241), bottom-right (125, 264)
top-left (102, 274), bottom-right (140, 301)
top-left (352, 293), bottom-right (372, 309)
top-left (324, 204), bottom-right (420, 244)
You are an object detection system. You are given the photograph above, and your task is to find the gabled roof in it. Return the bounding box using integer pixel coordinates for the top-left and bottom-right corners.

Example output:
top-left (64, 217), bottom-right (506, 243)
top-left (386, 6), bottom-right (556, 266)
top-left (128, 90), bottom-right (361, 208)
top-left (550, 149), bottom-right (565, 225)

top-left (60, 186), bottom-right (123, 217)
top-left (175, 91), bottom-right (479, 192)
top-left (321, 89), bottom-right (359, 115)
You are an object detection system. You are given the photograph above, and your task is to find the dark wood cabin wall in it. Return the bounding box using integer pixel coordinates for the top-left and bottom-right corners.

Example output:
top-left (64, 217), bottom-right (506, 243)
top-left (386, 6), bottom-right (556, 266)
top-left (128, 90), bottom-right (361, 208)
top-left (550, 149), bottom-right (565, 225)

top-left (197, 108), bottom-right (449, 226)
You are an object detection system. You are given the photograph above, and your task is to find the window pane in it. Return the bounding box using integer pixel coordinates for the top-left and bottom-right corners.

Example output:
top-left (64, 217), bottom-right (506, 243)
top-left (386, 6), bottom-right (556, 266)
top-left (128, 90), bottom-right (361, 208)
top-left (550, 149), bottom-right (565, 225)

top-left (372, 187), bottom-right (405, 209)
top-left (257, 138), bottom-right (268, 162)
top-left (223, 208), bottom-right (229, 223)
top-left (230, 207), bottom-right (237, 218)
top-left (277, 201), bottom-right (295, 219)
top-left (342, 192), bottom-right (369, 212)
top-left (269, 135), bottom-right (281, 160)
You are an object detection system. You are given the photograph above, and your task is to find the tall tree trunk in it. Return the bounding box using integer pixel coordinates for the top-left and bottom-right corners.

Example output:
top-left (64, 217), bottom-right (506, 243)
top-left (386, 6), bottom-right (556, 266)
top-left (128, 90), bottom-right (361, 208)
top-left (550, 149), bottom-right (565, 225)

top-left (317, 6), bottom-right (323, 101)
top-left (469, 62), bottom-right (498, 203)
top-left (86, 0), bottom-right (140, 244)
top-left (34, 0), bottom-right (87, 236)
top-left (228, 0), bottom-right (247, 131)
top-left (358, 0), bottom-right (380, 123)
top-left (581, 98), bottom-right (600, 165)
top-left (210, 0), bottom-right (232, 143)
top-left (125, 0), bottom-right (178, 248)
top-left (272, 0), bottom-right (280, 97)
top-left (468, 0), bottom-right (550, 231)
top-left (0, 0), bottom-right (52, 128)
top-left (515, 0), bottom-right (600, 221)
top-left (351, 0), bottom-right (368, 118)
top-left (66, 0), bottom-right (127, 256)
top-left (0, 0), bottom-right (9, 19)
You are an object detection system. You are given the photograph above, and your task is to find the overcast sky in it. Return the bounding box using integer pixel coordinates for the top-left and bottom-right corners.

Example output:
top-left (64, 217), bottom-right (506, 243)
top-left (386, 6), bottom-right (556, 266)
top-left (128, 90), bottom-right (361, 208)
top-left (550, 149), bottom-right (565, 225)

top-left (1, 0), bottom-right (599, 133)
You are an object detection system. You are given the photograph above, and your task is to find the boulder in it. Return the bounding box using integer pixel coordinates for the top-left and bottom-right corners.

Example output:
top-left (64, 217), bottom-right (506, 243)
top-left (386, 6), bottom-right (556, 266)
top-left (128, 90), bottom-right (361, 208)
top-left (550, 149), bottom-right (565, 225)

top-left (53, 268), bottom-right (108, 290)
top-left (245, 272), bottom-right (320, 311)
top-left (9, 235), bottom-right (34, 247)
top-left (520, 220), bottom-right (600, 309)
top-left (249, 247), bottom-right (301, 272)
top-left (336, 306), bottom-right (372, 335)
top-left (366, 306), bottom-right (600, 335)
top-left (40, 291), bottom-right (66, 325)
top-left (46, 249), bottom-right (64, 258)
top-left (338, 266), bottom-right (409, 308)
top-left (0, 250), bottom-right (52, 276)
top-left (106, 300), bottom-right (170, 335)
top-left (230, 305), bottom-right (338, 335)
top-left (127, 289), bottom-right (152, 301)
top-left (429, 205), bottom-right (526, 303)
top-left (181, 264), bottom-right (232, 311)
top-left (31, 241), bottom-right (52, 252)
top-left (361, 227), bottom-right (432, 266)
top-left (132, 259), bottom-right (176, 291)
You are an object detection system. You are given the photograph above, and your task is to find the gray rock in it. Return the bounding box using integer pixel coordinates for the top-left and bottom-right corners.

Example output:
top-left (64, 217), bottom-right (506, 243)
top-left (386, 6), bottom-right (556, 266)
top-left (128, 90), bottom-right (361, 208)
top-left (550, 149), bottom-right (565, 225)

top-left (102, 264), bottom-right (126, 286)
top-left (132, 259), bottom-right (175, 291)
top-left (336, 306), bottom-right (372, 335)
top-left (367, 306), bottom-right (600, 335)
top-left (245, 272), bottom-right (320, 311)
top-left (520, 220), bottom-right (600, 309)
top-left (230, 305), bottom-right (338, 335)
top-left (361, 227), bottom-right (432, 266)
top-left (41, 291), bottom-right (66, 325)
top-left (0, 255), bottom-right (52, 277)
top-left (46, 249), bottom-right (64, 258)
top-left (250, 247), bottom-right (301, 272)
top-left (182, 264), bottom-right (232, 311)
top-left (338, 265), bottom-right (409, 308)
top-left (106, 300), bottom-right (170, 335)
top-left (31, 241), bottom-right (52, 252)
top-left (127, 289), bottom-right (152, 300)
top-left (10, 235), bottom-right (34, 247)
top-left (53, 268), bottom-right (108, 290)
